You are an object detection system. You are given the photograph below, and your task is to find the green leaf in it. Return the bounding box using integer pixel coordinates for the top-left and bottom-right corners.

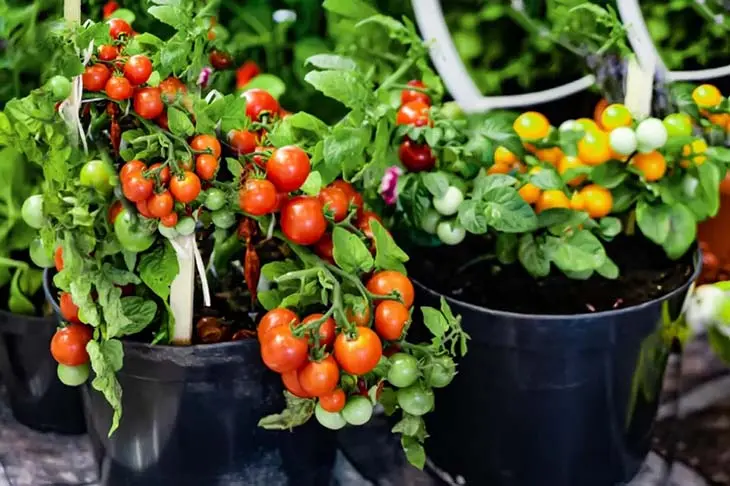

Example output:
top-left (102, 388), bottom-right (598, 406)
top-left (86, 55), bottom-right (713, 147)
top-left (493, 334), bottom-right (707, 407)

top-left (139, 240), bottom-right (179, 301)
top-left (258, 290), bottom-right (282, 311)
top-left (707, 147), bottom-right (730, 164)
top-left (589, 161), bottom-right (628, 189)
top-left (109, 8), bottom-right (136, 24)
top-left (300, 171), bottom-right (323, 196)
top-left (332, 227), bottom-right (373, 274)
top-left (262, 260), bottom-right (301, 282)
top-left (457, 200), bottom-right (488, 234)
top-left (599, 217), bottom-right (622, 238)
top-left (8, 268), bottom-right (36, 315)
top-left (401, 436), bottom-right (426, 470)
top-left (518, 234), bottom-right (550, 278)
top-left (472, 173), bottom-right (518, 200)
top-left (305, 54), bottom-right (357, 71)
top-left (87, 340), bottom-right (123, 435)
top-left (218, 96), bottom-right (250, 134)
top-left (116, 297), bottom-right (158, 337)
top-left (392, 414), bottom-right (424, 436)
top-left (319, 126), bottom-right (369, 184)
top-left (662, 204), bottom-right (697, 260)
top-left (258, 392), bottom-right (315, 430)
top-left (371, 220), bottom-right (409, 273)
top-left (304, 70), bottom-right (373, 110)
top-left (322, 0), bottom-right (379, 19)
top-left (530, 169), bottom-right (564, 190)
top-left (421, 172), bottom-right (449, 198)
top-left (167, 107), bottom-right (194, 137)
top-left (475, 117), bottom-right (524, 158)
top-left (537, 208), bottom-right (576, 229)
top-left (421, 307), bottom-right (448, 337)
top-left (148, 5), bottom-right (188, 29)
top-left (544, 231), bottom-right (607, 273)
top-left (636, 200), bottom-right (671, 245)
top-left (240, 74), bottom-right (287, 100)
top-left (597, 257), bottom-right (619, 279)
top-left (496, 233), bottom-right (518, 264)
top-left (482, 187), bottom-right (538, 232)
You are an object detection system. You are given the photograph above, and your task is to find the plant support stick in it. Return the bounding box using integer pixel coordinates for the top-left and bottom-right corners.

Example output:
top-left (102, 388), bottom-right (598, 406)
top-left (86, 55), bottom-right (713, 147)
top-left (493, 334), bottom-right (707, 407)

top-left (170, 235), bottom-right (196, 345)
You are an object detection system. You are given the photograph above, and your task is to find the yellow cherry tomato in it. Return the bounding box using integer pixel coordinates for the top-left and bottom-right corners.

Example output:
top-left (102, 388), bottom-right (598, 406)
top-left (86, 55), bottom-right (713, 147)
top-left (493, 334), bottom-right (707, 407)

top-left (692, 84), bottom-right (722, 108)
top-left (494, 146), bottom-right (518, 165)
top-left (681, 139), bottom-right (708, 168)
top-left (593, 98), bottom-right (609, 128)
top-left (513, 112), bottom-right (551, 140)
top-left (631, 151), bottom-right (667, 182)
top-left (518, 183), bottom-right (541, 205)
top-left (570, 192), bottom-right (586, 211)
top-left (558, 155), bottom-right (587, 187)
top-left (535, 190), bottom-right (570, 213)
top-left (534, 147), bottom-right (563, 166)
top-left (487, 163), bottom-right (511, 175)
top-left (578, 130), bottom-right (611, 166)
top-left (579, 184), bottom-right (613, 219)
top-left (600, 104), bottom-right (633, 130)
top-left (576, 118), bottom-right (600, 133)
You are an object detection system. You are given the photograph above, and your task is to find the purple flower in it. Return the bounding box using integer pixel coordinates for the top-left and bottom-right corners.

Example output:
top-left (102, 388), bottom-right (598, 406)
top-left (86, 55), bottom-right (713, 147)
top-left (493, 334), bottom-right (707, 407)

top-left (380, 166), bottom-right (403, 206)
top-left (198, 67), bottom-right (213, 88)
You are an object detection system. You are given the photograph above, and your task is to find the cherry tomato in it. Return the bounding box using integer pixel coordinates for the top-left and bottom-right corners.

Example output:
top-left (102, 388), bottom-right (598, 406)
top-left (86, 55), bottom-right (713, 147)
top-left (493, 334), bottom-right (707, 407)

top-left (298, 355), bottom-right (340, 397)
top-left (108, 201), bottom-right (123, 223)
top-left (513, 111), bottom-right (550, 140)
top-left (160, 212), bottom-right (178, 228)
top-left (133, 87), bottom-right (164, 120)
top-left (170, 171), bottom-right (201, 203)
top-left (57, 363), bottom-right (90, 387)
top-left (426, 355), bottom-right (456, 388)
top-left (21, 195), bottom-right (44, 229)
top-left (79, 160), bottom-right (115, 194)
top-left (239, 178), bottom-right (278, 216)
top-left (242, 88), bottom-right (280, 120)
top-left (266, 146), bottom-right (311, 193)
top-left (387, 353), bottom-right (419, 388)
top-left (346, 298), bottom-right (371, 326)
top-left (252, 145), bottom-right (270, 169)
top-left (357, 211), bottom-right (383, 244)
top-left (82, 64), bottom-right (111, 92)
top-left (147, 163), bottom-right (171, 184)
top-left (319, 388), bottom-right (346, 413)
top-left (366, 271), bottom-right (414, 308)
top-left (159, 77), bottom-right (187, 103)
top-left (334, 326), bottom-right (383, 376)
top-left (120, 160), bottom-right (146, 182)
top-left (204, 188), bottom-right (226, 211)
top-left (98, 44), bottom-right (118, 61)
top-left (318, 187), bottom-right (349, 222)
top-left (147, 191), bottom-right (174, 218)
top-left (55, 247), bottom-right (64, 272)
top-left (257, 308), bottom-right (300, 341)
top-left (122, 171), bottom-right (154, 203)
top-left (114, 208), bottom-right (156, 252)
top-left (396, 101), bottom-right (430, 126)
top-left (315, 403), bottom-right (347, 430)
top-left (30, 238), bottom-right (54, 268)
top-left (156, 111), bottom-right (169, 130)
top-left (433, 186), bottom-right (464, 216)
top-left (135, 198), bottom-right (153, 218)
top-left (59, 292), bottom-right (81, 324)
top-left (302, 313), bottom-right (336, 347)
top-left (374, 300), bottom-right (409, 341)
top-left (50, 324), bottom-right (93, 366)
top-left (209, 50), bottom-right (233, 70)
top-left (329, 180), bottom-right (364, 217)
top-left (280, 196), bottom-right (327, 246)
top-left (313, 233), bottom-right (334, 263)
top-left (342, 395), bottom-right (373, 425)
top-left (260, 326), bottom-right (309, 373)
top-left (107, 18), bottom-right (133, 39)
top-left (396, 384), bottom-right (434, 416)
top-left (124, 55), bottom-right (153, 86)
top-left (228, 130), bottom-right (257, 155)
top-left (399, 139), bottom-right (436, 172)
top-left (401, 80), bottom-right (430, 106)
top-left (105, 76), bottom-right (133, 100)
top-left (195, 154), bottom-right (219, 181)
top-left (282, 370), bottom-right (310, 398)
top-left (274, 192), bottom-right (289, 212)
top-left (103, 1), bottom-right (119, 18)
top-left (236, 61), bottom-right (261, 89)
top-left (190, 134), bottom-right (222, 159)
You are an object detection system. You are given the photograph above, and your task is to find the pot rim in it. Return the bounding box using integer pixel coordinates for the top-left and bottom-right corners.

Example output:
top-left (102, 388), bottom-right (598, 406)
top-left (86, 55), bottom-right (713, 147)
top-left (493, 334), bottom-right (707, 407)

top-left (43, 269), bottom-right (257, 355)
top-left (413, 248), bottom-right (702, 321)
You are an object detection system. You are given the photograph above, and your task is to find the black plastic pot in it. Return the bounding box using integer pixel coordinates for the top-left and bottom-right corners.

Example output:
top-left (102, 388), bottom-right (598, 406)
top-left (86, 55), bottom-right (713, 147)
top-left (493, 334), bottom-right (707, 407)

top-left (0, 307), bottom-right (85, 434)
top-left (43, 271), bottom-right (336, 486)
top-left (413, 253), bottom-right (701, 486)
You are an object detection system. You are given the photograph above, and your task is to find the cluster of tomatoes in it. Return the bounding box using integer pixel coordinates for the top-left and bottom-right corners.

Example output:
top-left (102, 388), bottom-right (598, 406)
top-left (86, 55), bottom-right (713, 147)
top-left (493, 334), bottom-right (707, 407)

top-left (257, 269), bottom-right (438, 429)
top-left (50, 292), bottom-right (94, 387)
top-left (692, 83), bottom-right (730, 132)
top-left (395, 80), bottom-right (436, 173)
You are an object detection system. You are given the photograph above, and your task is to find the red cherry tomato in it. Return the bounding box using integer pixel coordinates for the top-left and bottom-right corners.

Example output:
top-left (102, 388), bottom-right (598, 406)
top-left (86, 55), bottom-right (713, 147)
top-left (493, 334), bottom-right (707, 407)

top-left (120, 160), bottom-right (146, 182)
top-left (399, 138), bottom-right (436, 172)
top-left (401, 80), bottom-right (430, 106)
top-left (302, 313), bottom-right (336, 347)
top-left (242, 88), bottom-right (279, 120)
top-left (159, 77), bottom-right (187, 103)
top-left (319, 388), bottom-right (346, 413)
top-left (366, 270), bottom-right (415, 308)
top-left (169, 171), bottom-right (202, 203)
top-left (147, 163), bottom-right (171, 184)
top-left (82, 64), bottom-right (111, 92)
top-left (161, 212), bottom-right (178, 228)
top-left (98, 44), bottom-right (119, 61)
top-left (334, 327), bottom-right (383, 376)
top-left (236, 61), bottom-right (261, 89)
top-left (298, 356), bottom-right (340, 397)
top-left (133, 87), bottom-right (164, 120)
top-left (260, 326), bottom-right (309, 374)
top-left (50, 324), bottom-right (93, 366)
top-left (148, 191), bottom-right (174, 218)
top-left (228, 130), bottom-right (257, 155)
top-left (108, 201), bottom-right (123, 224)
top-left (257, 308), bottom-right (300, 341)
top-left (124, 55), bottom-right (153, 86)
top-left (122, 171), bottom-right (154, 203)
top-left (59, 292), bottom-right (81, 324)
top-left (374, 301), bottom-right (409, 341)
top-left (209, 50), bottom-right (233, 70)
top-left (239, 178), bottom-right (278, 216)
top-left (135, 198), bottom-right (153, 219)
top-left (190, 134), bottom-right (222, 159)
top-left (396, 101), bottom-right (430, 126)
top-left (107, 18), bottom-right (133, 39)
top-left (54, 247), bottom-right (64, 272)
top-left (266, 146), bottom-right (311, 193)
top-left (329, 180), bottom-right (364, 217)
top-left (105, 76), bottom-right (134, 100)
top-left (195, 154), bottom-right (219, 181)
top-left (313, 233), bottom-right (334, 263)
top-left (282, 370), bottom-right (310, 398)
top-left (103, 1), bottom-right (120, 18)
top-left (356, 211), bottom-right (383, 241)
top-left (252, 145), bottom-right (270, 169)
top-left (280, 196), bottom-right (327, 246)
top-left (318, 187), bottom-right (349, 222)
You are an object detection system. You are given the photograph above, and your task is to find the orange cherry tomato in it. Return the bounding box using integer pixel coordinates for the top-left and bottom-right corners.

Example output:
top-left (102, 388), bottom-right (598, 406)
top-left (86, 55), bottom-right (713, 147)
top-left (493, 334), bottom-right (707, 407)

top-left (366, 271), bottom-right (415, 308)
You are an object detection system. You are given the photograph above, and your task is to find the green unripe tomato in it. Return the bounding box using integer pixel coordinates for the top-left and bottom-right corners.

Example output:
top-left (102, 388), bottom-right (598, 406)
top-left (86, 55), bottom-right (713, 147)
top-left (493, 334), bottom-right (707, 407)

top-left (635, 118), bottom-right (668, 151)
top-left (30, 238), bottom-right (55, 268)
top-left (433, 186), bottom-right (464, 216)
top-left (175, 217), bottom-right (196, 236)
top-left (425, 355), bottom-right (457, 388)
top-left (608, 127), bottom-right (637, 156)
top-left (114, 209), bottom-right (156, 253)
top-left (57, 363), bottom-right (90, 387)
top-left (48, 75), bottom-right (72, 101)
top-left (387, 353), bottom-right (420, 388)
top-left (315, 403), bottom-right (347, 430)
top-left (396, 384), bottom-right (435, 416)
top-left (341, 396), bottom-right (373, 426)
top-left (663, 113), bottom-right (692, 138)
top-left (212, 211), bottom-right (236, 229)
top-left (421, 209), bottom-right (441, 235)
top-left (80, 160), bottom-right (116, 194)
top-left (204, 188), bottom-right (227, 211)
top-left (21, 195), bottom-right (45, 229)
top-left (437, 220), bottom-right (466, 246)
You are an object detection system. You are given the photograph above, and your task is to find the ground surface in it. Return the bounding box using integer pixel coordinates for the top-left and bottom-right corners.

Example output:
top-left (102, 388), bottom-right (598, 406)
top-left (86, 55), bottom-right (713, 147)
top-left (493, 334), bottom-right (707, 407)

top-left (0, 337), bottom-right (728, 486)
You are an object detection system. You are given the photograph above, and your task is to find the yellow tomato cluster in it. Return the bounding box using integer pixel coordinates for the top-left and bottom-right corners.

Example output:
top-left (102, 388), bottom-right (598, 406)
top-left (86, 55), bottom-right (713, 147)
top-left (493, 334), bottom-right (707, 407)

top-left (693, 84), bottom-right (730, 132)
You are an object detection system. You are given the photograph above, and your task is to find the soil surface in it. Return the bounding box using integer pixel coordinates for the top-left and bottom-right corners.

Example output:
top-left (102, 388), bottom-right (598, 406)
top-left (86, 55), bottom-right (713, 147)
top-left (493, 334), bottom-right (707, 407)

top-left (407, 235), bottom-right (695, 315)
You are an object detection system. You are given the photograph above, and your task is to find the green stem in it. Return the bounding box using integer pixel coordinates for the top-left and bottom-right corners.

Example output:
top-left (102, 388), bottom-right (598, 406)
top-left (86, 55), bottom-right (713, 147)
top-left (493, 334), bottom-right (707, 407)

top-left (0, 257), bottom-right (29, 270)
top-left (377, 58), bottom-right (416, 93)
top-left (274, 267), bottom-right (319, 283)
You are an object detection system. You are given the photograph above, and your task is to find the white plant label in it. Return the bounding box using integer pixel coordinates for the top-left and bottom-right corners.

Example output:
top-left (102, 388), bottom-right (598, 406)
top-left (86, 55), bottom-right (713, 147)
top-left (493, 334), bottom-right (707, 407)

top-left (170, 234), bottom-right (196, 345)
top-left (624, 56), bottom-right (655, 120)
